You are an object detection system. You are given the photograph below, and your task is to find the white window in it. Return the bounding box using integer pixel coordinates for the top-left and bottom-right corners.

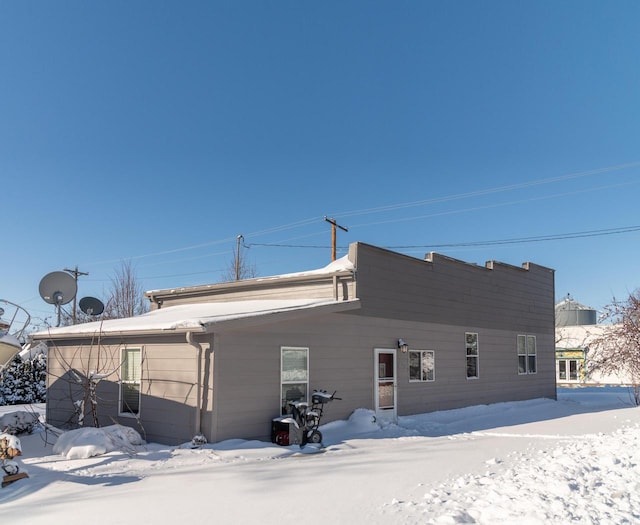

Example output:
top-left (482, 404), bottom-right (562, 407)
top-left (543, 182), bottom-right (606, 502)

top-left (409, 350), bottom-right (435, 382)
top-left (518, 335), bottom-right (537, 375)
top-left (465, 332), bottom-right (479, 379)
top-left (557, 359), bottom-right (580, 382)
top-left (120, 347), bottom-right (141, 415)
top-left (281, 347), bottom-right (308, 415)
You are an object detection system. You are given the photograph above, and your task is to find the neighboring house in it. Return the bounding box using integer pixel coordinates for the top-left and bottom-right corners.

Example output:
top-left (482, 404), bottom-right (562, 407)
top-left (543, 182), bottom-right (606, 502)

top-left (556, 323), bottom-right (632, 386)
top-left (555, 295), bottom-right (595, 385)
top-left (33, 242), bottom-right (556, 445)
top-left (554, 294), bottom-right (632, 386)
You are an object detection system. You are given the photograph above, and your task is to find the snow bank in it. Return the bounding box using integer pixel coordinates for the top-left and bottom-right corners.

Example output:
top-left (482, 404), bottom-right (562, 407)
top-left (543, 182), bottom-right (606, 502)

top-left (53, 424), bottom-right (145, 460)
top-left (322, 408), bottom-right (381, 439)
top-left (3, 391), bottom-right (640, 525)
top-left (400, 424), bottom-right (640, 524)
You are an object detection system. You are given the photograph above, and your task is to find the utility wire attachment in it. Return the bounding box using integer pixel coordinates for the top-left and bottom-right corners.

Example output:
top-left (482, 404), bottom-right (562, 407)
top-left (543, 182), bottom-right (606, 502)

top-left (324, 217), bottom-right (348, 261)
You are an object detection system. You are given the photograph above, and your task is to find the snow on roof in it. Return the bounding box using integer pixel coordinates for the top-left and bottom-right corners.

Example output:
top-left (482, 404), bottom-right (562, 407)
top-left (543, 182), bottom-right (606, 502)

top-left (32, 298), bottom-right (359, 338)
top-left (267, 254), bottom-right (354, 279)
top-left (145, 255), bottom-right (355, 295)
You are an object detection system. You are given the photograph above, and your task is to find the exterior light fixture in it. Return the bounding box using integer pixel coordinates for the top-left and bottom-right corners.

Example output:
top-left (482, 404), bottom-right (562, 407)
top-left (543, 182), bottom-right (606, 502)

top-left (397, 339), bottom-right (408, 353)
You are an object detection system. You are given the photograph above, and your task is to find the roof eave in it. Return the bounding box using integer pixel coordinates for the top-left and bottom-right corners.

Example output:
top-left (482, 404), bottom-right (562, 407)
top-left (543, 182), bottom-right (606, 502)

top-left (145, 269), bottom-right (355, 302)
top-left (199, 298), bottom-right (361, 333)
top-left (32, 299), bottom-right (362, 341)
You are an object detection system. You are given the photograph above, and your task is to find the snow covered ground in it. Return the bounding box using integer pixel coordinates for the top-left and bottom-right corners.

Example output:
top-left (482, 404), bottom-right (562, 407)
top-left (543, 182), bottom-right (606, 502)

top-left (1, 387), bottom-right (639, 524)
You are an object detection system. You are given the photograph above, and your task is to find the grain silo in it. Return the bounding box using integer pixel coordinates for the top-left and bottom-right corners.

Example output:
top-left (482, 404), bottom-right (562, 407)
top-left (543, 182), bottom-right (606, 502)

top-left (555, 293), bottom-right (597, 327)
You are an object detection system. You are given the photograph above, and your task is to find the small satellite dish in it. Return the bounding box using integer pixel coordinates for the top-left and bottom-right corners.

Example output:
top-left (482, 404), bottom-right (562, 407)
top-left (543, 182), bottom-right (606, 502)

top-left (39, 271), bottom-right (77, 306)
top-left (79, 296), bottom-right (105, 316)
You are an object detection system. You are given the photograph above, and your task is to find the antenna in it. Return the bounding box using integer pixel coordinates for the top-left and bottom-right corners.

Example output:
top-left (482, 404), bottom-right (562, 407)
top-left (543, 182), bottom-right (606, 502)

top-left (39, 271), bottom-right (78, 326)
top-left (79, 297), bottom-right (105, 316)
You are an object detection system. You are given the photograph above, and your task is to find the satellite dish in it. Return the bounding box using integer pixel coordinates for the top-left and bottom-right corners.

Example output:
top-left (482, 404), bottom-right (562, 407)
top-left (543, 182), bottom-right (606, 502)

top-left (39, 271), bottom-right (77, 306)
top-left (79, 296), bottom-right (104, 316)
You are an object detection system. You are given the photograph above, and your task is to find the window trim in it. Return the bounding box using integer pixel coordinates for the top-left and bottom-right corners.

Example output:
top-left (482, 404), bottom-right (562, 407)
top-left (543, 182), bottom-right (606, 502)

top-left (119, 346), bottom-right (142, 417)
top-left (557, 358), bottom-right (580, 382)
top-left (517, 334), bottom-right (537, 375)
top-left (465, 332), bottom-right (479, 379)
top-left (280, 346), bottom-right (309, 416)
top-left (408, 349), bottom-right (435, 382)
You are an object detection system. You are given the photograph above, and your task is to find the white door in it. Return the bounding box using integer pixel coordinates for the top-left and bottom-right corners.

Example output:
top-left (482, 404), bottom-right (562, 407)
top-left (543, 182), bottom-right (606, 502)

top-left (374, 348), bottom-right (397, 423)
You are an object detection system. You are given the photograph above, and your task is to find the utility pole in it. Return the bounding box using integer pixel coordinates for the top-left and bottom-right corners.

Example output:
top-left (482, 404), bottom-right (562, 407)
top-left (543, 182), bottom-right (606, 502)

top-left (324, 217), bottom-right (348, 261)
top-left (64, 265), bottom-right (89, 324)
top-left (235, 234), bottom-right (244, 281)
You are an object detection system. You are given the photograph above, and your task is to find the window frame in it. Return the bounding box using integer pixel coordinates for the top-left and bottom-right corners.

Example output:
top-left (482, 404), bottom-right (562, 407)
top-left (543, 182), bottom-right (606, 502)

top-left (465, 332), bottom-right (479, 379)
top-left (517, 334), bottom-right (537, 375)
top-left (280, 346), bottom-right (309, 416)
top-left (119, 346), bottom-right (142, 417)
top-left (409, 349), bottom-right (436, 382)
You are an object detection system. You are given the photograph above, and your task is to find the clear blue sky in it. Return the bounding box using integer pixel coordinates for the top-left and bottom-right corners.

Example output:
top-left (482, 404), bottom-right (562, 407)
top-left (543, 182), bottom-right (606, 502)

top-left (2, 1), bottom-right (639, 328)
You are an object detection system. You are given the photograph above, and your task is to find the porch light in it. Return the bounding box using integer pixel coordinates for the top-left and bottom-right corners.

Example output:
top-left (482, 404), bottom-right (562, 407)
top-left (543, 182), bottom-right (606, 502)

top-left (397, 339), bottom-right (408, 353)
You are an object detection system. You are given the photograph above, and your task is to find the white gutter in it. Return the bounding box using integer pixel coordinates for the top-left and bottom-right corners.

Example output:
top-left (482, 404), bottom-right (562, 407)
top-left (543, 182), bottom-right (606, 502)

top-left (186, 331), bottom-right (203, 438)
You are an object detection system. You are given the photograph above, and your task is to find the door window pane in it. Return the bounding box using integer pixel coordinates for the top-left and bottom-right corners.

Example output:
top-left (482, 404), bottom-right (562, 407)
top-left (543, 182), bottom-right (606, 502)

top-left (378, 382), bottom-right (394, 409)
top-left (569, 360), bottom-right (578, 381)
top-left (378, 353), bottom-right (394, 379)
top-left (559, 360), bottom-right (567, 380)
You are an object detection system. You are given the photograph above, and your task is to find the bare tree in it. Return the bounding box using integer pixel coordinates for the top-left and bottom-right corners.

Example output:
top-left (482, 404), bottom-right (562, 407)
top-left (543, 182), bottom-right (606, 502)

top-left (220, 238), bottom-right (258, 282)
top-left (46, 332), bottom-right (146, 440)
top-left (103, 261), bottom-right (149, 319)
top-left (47, 334), bottom-right (122, 428)
top-left (587, 290), bottom-right (640, 403)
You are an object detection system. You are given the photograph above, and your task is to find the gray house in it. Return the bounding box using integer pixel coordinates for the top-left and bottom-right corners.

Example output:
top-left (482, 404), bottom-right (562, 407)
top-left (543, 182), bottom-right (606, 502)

top-left (34, 242), bottom-right (556, 445)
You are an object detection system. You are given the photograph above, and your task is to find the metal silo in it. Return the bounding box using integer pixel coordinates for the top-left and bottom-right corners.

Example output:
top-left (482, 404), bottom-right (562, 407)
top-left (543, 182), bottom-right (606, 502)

top-left (555, 294), bottom-right (597, 326)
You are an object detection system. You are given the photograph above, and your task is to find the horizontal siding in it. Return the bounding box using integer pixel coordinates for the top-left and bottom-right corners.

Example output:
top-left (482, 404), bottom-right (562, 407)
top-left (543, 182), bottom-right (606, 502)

top-left (353, 243), bottom-right (554, 334)
top-left (45, 243), bottom-right (555, 445)
top-left (154, 277), bottom-right (355, 308)
top-left (46, 339), bottom-right (206, 445)
top-left (211, 310), bottom-right (556, 442)
top-left (47, 307), bottom-right (555, 444)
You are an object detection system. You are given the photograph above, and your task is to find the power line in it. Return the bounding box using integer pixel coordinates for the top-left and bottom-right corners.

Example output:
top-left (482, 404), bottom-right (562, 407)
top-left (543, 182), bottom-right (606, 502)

top-left (328, 161), bottom-right (640, 220)
top-left (79, 224), bottom-right (639, 285)
top-left (347, 180), bottom-right (639, 230)
top-left (389, 225), bottom-right (640, 249)
top-left (80, 161), bottom-right (640, 267)
top-left (248, 225), bottom-right (640, 251)
top-left (249, 243), bottom-right (332, 249)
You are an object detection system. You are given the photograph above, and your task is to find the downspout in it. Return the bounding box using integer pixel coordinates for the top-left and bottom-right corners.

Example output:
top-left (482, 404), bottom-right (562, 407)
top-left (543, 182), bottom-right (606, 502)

top-left (186, 331), bottom-right (202, 437)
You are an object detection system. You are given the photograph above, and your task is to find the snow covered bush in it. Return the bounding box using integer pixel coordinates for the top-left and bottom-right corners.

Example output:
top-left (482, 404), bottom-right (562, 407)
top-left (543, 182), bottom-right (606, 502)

top-left (0, 411), bottom-right (40, 435)
top-left (53, 424), bottom-right (145, 459)
top-left (0, 353), bottom-right (47, 405)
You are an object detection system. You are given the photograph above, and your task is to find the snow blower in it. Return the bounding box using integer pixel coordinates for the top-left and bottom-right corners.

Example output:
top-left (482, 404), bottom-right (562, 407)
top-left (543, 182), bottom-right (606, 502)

top-left (272, 390), bottom-right (341, 447)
